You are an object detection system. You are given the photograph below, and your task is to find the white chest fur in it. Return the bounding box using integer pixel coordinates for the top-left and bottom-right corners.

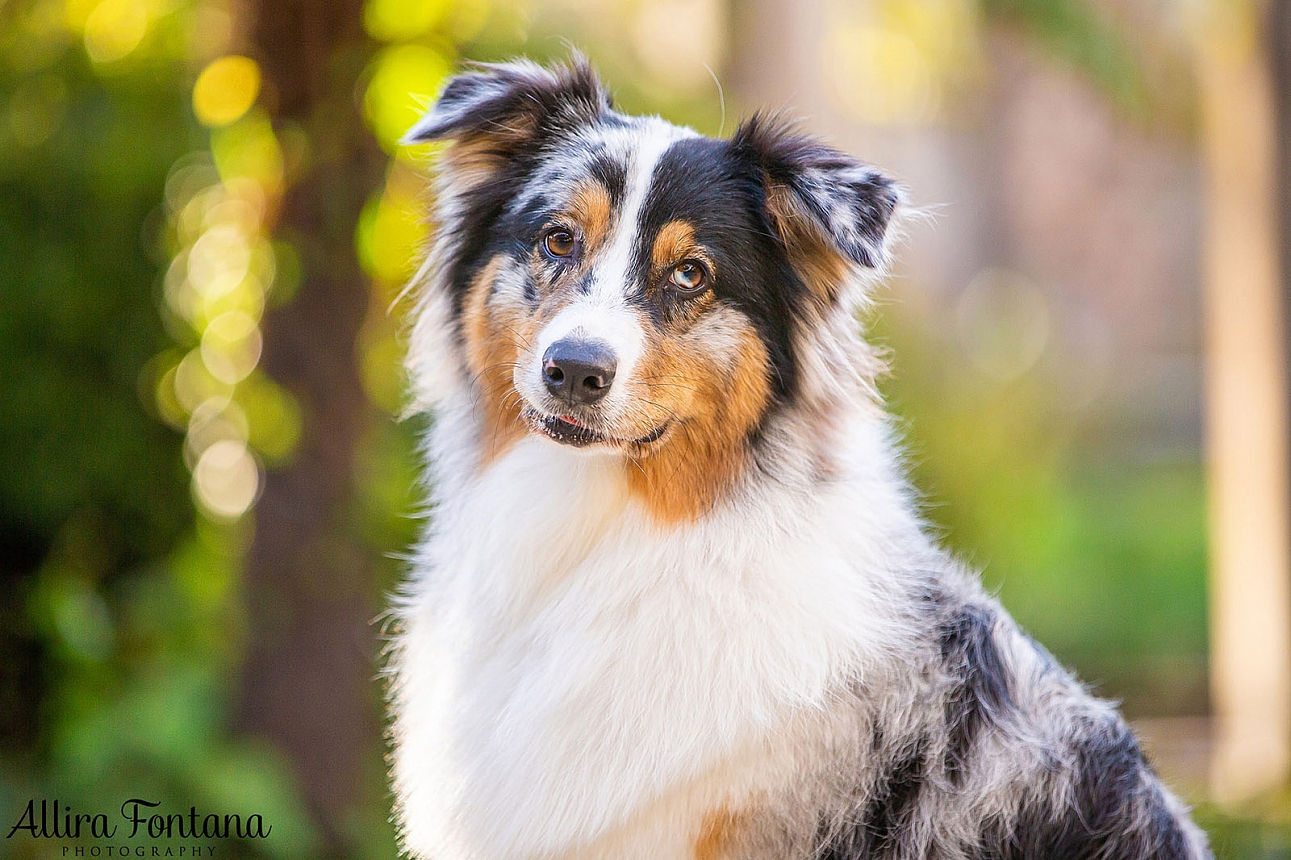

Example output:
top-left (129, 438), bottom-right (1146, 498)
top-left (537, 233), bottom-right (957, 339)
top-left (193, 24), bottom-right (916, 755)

top-left (390, 413), bottom-right (925, 860)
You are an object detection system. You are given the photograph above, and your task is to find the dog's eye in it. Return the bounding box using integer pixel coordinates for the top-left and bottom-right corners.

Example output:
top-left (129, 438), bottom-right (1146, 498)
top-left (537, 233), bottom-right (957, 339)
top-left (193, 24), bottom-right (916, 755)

top-left (543, 229), bottom-right (576, 259)
top-left (668, 261), bottom-right (707, 294)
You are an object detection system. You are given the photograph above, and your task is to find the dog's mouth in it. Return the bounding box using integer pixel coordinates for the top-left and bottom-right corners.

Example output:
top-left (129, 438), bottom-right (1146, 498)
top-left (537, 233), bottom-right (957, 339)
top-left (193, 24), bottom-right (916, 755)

top-left (524, 409), bottom-right (669, 449)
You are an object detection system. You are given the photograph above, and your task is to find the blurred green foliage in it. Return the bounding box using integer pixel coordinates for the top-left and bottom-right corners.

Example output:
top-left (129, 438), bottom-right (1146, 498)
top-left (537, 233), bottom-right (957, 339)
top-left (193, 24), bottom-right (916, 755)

top-left (981, 0), bottom-right (1147, 114)
top-left (0, 0), bottom-right (486, 854)
top-left (0, 2), bottom-right (318, 857)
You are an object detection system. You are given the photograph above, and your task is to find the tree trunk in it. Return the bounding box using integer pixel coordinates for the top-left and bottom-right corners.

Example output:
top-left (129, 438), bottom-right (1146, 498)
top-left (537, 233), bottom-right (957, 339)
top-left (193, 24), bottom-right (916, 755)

top-left (235, 1), bottom-right (385, 851)
top-left (1274, 0), bottom-right (1291, 495)
top-left (1200, 0), bottom-right (1291, 804)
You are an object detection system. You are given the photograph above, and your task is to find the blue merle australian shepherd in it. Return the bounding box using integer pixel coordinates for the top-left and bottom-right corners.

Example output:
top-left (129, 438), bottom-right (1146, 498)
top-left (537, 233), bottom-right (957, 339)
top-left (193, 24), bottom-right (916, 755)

top-left (385, 57), bottom-right (1212, 860)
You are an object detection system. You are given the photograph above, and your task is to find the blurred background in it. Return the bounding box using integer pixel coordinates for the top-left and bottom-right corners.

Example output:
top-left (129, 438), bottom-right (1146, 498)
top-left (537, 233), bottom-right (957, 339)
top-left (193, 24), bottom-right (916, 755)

top-left (2, 0), bottom-right (1290, 856)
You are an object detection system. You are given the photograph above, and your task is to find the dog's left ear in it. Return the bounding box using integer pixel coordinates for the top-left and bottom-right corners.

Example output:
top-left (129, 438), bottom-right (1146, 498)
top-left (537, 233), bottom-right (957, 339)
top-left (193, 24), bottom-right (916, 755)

top-left (732, 114), bottom-right (900, 274)
top-left (403, 56), bottom-right (609, 155)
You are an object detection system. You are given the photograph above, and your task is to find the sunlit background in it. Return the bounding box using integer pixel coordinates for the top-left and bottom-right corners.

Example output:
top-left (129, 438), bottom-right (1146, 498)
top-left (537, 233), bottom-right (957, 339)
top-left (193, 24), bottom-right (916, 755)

top-left (2, 0), bottom-right (1290, 856)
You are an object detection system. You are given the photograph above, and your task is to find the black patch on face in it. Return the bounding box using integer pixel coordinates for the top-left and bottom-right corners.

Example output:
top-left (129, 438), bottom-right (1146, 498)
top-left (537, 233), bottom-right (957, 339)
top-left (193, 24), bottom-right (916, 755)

top-left (587, 153), bottom-right (628, 209)
top-left (938, 604), bottom-right (1013, 786)
top-left (631, 136), bottom-right (813, 407)
top-left (979, 716), bottom-right (1195, 860)
top-left (816, 738), bottom-right (929, 859)
top-left (442, 157), bottom-right (543, 320)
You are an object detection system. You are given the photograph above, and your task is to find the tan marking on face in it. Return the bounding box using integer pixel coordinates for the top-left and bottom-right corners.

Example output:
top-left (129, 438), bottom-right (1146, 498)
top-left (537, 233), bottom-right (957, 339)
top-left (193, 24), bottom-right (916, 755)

top-left (764, 185), bottom-right (848, 305)
top-left (651, 220), bottom-right (698, 271)
top-left (626, 318), bottom-right (771, 523)
top-left (567, 179), bottom-right (615, 251)
top-left (693, 808), bottom-right (741, 860)
top-left (461, 255), bottom-right (533, 466)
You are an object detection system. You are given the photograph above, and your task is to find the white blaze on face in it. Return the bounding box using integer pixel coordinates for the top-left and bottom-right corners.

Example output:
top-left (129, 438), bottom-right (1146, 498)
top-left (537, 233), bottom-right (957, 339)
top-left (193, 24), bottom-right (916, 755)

top-left (521, 122), bottom-right (694, 420)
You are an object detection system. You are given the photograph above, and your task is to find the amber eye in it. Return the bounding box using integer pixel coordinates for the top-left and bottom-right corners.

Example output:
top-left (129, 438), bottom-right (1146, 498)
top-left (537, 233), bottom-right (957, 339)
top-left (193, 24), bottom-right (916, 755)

top-left (543, 229), bottom-right (576, 259)
top-left (669, 260), bottom-right (707, 293)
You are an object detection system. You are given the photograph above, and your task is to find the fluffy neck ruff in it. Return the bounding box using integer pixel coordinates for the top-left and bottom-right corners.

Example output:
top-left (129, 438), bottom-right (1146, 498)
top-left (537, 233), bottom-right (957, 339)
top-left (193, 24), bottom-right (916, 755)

top-left (389, 360), bottom-right (934, 859)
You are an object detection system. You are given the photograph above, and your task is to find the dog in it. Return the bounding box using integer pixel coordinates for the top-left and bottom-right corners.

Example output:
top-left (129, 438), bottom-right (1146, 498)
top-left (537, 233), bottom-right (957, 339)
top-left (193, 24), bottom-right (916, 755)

top-left (385, 56), bottom-right (1212, 860)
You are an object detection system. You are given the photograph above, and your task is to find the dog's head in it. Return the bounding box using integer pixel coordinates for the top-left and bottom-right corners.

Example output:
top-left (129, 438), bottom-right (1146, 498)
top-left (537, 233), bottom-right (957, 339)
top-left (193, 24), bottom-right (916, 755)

top-left (406, 57), bottom-right (900, 520)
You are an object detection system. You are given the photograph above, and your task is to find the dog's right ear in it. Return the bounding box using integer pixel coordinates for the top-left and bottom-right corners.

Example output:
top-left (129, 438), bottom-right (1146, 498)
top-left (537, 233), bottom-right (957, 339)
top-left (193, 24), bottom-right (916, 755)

top-left (403, 57), bottom-right (610, 155)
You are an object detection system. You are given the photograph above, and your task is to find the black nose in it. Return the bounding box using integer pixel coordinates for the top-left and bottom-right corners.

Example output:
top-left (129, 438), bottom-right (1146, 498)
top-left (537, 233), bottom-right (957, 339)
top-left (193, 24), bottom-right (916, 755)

top-left (542, 338), bottom-right (617, 405)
